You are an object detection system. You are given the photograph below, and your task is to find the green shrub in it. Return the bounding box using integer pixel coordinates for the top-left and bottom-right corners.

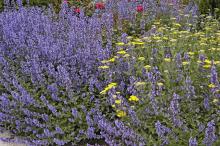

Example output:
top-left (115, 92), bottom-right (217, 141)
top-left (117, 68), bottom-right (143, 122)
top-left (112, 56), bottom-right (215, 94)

top-left (0, 0), bottom-right (93, 13)
top-left (198, 0), bottom-right (220, 15)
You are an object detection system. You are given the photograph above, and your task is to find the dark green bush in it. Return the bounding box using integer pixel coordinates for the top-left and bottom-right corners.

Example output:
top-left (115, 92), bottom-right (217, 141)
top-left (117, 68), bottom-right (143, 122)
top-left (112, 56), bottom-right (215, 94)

top-left (0, 0), bottom-right (56, 11)
top-left (198, 0), bottom-right (220, 16)
top-left (181, 0), bottom-right (220, 18)
top-left (0, 0), bottom-right (93, 13)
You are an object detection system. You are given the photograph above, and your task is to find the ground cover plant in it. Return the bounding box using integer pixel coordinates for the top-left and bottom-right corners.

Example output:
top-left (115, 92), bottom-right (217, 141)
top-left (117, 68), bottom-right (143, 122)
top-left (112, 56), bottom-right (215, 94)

top-left (0, 0), bottom-right (219, 146)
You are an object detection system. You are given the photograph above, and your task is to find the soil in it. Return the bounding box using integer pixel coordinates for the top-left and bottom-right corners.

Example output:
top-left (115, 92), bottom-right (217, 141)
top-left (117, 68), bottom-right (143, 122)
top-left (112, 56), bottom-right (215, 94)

top-left (0, 132), bottom-right (26, 146)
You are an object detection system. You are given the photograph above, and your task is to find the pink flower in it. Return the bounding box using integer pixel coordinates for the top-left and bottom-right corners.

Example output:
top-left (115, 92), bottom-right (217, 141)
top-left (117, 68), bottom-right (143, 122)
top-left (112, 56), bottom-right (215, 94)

top-left (74, 8), bottom-right (80, 13)
top-left (136, 5), bottom-right (143, 12)
top-left (95, 2), bottom-right (105, 9)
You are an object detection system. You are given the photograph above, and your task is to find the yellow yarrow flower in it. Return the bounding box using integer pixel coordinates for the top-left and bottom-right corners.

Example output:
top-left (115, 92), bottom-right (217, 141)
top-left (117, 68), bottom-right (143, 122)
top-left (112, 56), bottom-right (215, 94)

top-left (204, 59), bottom-right (211, 64)
top-left (100, 89), bottom-right (108, 95)
top-left (174, 23), bottom-right (181, 27)
top-left (116, 110), bottom-right (126, 117)
top-left (133, 38), bottom-right (142, 42)
top-left (182, 61), bottom-right (190, 65)
top-left (170, 39), bottom-right (177, 43)
top-left (115, 99), bottom-right (121, 104)
top-left (164, 58), bottom-right (171, 62)
top-left (112, 104), bottom-right (116, 108)
top-left (134, 38), bottom-right (142, 42)
top-left (138, 57), bottom-right (145, 61)
top-left (164, 70), bottom-right (169, 73)
top-left (180, 30), bottom-right (190, 34)
top-left (153, 36), bottom-right (161, 40)
top-left (135, 82), bottom-right (146, 86)
top-left (117, 50), bottom-right (127, 55)
top-left (188, 52), bottom-right (195, 55)
top-left (98, 65), bottom-right (109, 69)
top-left (100, 83), bottom-right (117, 95)
top-left (126, 36), bottom-right (133, 39)
top-left (157, 82), bottom-right (163, 86)
top-left (129, 95), bottom-right (139, 102)
top-left (206, 16), bottom-right (212, 19)
top-left (162, 37), bottom-right (169, 41)
top-left (142, 36), bottom-right (149, 40)
top-left (172, 31), bottom-right (178, 35)
top-left (199, 50), bottom-right (205, 53)
top-left (200, 43), bottom-right (207, 46)
top-left (112, 95), bottom-right (117, 99)
top-left (209, 47), bottom-right (217, 51)
top-left (101, 60), bottom-right (109, 63)
top-left (116, 42), bottom-right (125, 46)
top-left (213, 99), bottom-right (218, 103)
top-left (214, 61), bottom-right (220, 65)
top-left (203, 65), bottom-right (211, 68)
top-left (197, 60), bottom-right (202, 64)
top-left (108, 57), bottom-right (116, 62)
top-left (132, 41), bottom-right (144, 45)
top-left (156, 40), bottom-right (163, 43)
top-left (144, 65), bottom-right (151, 70)
top-left (108, 82), bottom-right (117, 87)
top-left (208, 84), bottom-right (216, 88)
top-left (123, 54), bottom-right (130, 58)
top-left (154, 22), bottom-right (160, 25)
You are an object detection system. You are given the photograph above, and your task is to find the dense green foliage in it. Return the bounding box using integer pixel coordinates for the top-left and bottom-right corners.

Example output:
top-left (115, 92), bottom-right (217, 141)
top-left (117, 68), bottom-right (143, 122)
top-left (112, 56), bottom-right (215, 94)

top-left (0, 0), bottom-right (92, 13)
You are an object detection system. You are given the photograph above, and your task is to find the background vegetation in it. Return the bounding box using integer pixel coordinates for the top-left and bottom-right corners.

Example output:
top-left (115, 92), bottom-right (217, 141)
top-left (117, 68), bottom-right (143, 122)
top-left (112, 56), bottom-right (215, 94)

top-left (0, 0), bottom-right (220, 16)
top-left (0, 0), bottom-right (219, 145)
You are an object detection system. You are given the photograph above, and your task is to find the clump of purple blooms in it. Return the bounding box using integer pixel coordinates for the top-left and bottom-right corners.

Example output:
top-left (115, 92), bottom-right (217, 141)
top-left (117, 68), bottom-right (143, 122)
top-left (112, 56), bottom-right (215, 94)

top-left (0, 0), bottom-right (219, 146)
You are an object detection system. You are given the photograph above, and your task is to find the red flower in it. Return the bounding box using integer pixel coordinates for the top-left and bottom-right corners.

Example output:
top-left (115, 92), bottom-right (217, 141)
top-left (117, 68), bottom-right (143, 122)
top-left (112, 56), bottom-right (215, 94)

top-left (74, 8), bottom-right (80, 13)
top-left (95, 2), bottom-right (105, 9)
top-left (136, 5), bottom-right (143, 12)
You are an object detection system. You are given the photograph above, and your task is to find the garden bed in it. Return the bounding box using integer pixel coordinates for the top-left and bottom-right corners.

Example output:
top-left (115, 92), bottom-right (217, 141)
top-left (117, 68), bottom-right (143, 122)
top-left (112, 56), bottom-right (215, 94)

top-left (0, 0), bottom-right (219, 146)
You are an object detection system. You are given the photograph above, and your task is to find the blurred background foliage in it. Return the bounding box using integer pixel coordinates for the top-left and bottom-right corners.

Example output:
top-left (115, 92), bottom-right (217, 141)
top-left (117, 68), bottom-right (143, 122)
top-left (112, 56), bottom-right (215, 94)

top-left (0, 0), bottom-right (219, 16)
top-left (0, 0), bottom-right (93, 13)
top-left (198, 0), bottom-right (220, 16)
